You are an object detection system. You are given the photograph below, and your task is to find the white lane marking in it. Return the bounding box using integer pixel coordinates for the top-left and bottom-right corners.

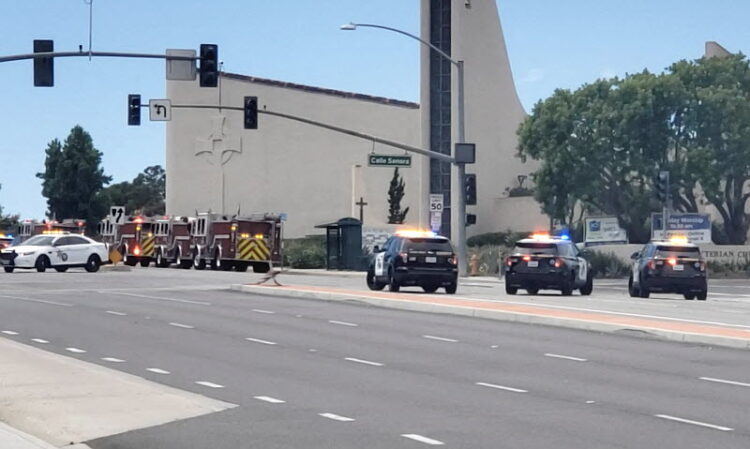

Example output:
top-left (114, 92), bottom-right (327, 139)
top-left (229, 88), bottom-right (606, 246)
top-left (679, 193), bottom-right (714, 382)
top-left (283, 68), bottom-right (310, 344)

top-left (699, 377), bottom-right (750, 388)
top-left (31, 338), bottom-right (49, 344)
top-left (328, 320), bottom-right (358, 327)
top-left (65, 347), bottom-right (86, 353)
top-left (169, 322), bottom-right (195, 329)
top-left (195, 381), bottom-right (224, 389)
top-left (101, 357), bottom-right (125, 363)
top-left (106, 310), bottom-right (127, 316)
top-left (252, 309), bottom-right (275, 314)
top-left (0, 294), bottom-right (73, 307)
top-left (108, 291), bottom-right (210, 306)
top-left (475, 382), bottom-right (528, 393)
top-left (401, 434), bottom-right (445, 445)
top-left (146, 368), bottom-right (170, 374)
top-left (585, 400), bottom-right (596, 404)
top-left (344, 357), bottom-right (384, 367)
top-left (1, 330), bottom-right (19, 335)
top-left (318, 413), bottom-right (355, 422)
top-left (254, 396), bottom-right (285, 404)
top-left (422, 335), bottom-right (458, 343)
top-left (544, 353), bottom-right (587, 362)
top-left (245, 337), bottom-right (277, 345)
top-left (654, 414), bottom-right (733, 432)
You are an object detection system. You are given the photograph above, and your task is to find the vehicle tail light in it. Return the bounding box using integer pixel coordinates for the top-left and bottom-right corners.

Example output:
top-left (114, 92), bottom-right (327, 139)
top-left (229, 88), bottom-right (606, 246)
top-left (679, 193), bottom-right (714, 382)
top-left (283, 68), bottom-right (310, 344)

top-left (133, 246), bottom-right (141, 256)
top-left (399, 251), bottom-right (408, 262)
top-left (522, 255), bottom-right (532, 262)
top-left (449, 255), bottom-right (458, 265)
top-left (554, 258), bottom-right (563, 268)
top-left (647, 260), bottom-right (655, 270)
top-left (694, 261), bottom-right (705, 271)
top-left (667, 258), bottom-right (677, 266)
top-left (506, 257), bottom-right (518, 266)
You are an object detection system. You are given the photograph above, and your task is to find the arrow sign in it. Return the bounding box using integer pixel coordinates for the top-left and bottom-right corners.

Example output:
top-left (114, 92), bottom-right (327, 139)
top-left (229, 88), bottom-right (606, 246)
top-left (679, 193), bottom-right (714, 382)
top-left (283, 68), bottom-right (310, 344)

top-left (109, 206), bottom-right (126, 225)
top-left (149, 99), bottom-right (172, 121)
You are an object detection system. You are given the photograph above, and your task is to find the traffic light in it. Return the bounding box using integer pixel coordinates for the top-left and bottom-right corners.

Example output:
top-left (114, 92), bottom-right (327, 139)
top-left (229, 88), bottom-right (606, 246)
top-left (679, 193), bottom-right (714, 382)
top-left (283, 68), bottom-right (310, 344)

top-left (199, 44), bottom-right (218, 87)
top-left (465, 173), bottom-right (477, 205)
top-left (656, 171), bottom-right (669, 202)
top-left (466, 213), bottom-right (477, 226)
top-left (244, 96), bottom-right (258, 129)
top-left (128, 94), bottom-right (141, 126)
top-left (33, 39), bottom-right (54, 87)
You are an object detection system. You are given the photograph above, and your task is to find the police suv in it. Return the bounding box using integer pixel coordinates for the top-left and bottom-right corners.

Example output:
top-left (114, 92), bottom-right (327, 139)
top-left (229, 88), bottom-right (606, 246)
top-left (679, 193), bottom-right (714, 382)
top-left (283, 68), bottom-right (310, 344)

top-left (628, 237), bottom-right (708, 300)
top-left (504, 234), bottom-right (593, 296)
top-left (367, 230), bottom-right (459, 294)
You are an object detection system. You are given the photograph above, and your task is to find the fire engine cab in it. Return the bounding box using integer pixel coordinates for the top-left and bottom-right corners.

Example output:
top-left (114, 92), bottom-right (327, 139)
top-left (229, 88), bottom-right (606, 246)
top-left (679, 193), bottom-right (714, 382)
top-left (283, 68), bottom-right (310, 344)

top-left (17, 219), bottom-right (86, 243)
top-left (152, 216), bottom-right (194, 269)
top-left (118, 216), bottom-right (157, 267)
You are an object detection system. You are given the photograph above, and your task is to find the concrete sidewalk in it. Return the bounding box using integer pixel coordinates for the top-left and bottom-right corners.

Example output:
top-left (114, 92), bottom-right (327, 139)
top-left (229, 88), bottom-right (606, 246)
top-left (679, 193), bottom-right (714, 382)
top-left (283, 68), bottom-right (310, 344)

top-left (0, 423), bottom-right (62, 449)
top-left (231, 283), bottom-right (750, 350)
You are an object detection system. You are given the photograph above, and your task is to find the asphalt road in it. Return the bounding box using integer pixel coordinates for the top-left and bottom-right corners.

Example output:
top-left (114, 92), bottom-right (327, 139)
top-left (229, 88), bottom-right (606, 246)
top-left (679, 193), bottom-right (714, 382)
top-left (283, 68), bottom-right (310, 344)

top-left (1, 268), bottom-right (750, 448)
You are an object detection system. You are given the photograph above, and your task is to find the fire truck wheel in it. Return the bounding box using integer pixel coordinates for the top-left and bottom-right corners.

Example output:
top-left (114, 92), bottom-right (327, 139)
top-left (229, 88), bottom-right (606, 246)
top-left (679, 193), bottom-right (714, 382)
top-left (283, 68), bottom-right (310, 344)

top-left (194, 252), bottom-right (206, 270)
top-left (210, 253), bottom-right (221, 270)
top-left (35, 255), bottom-right (50, 273)
top-left (235, 263), bottom-right (249, 272)
top-left (253, 263), bottom-right (271, 274)
top-left (140, 259), bottom-right (150, 268)
top-left (85, 255), bottom-right (101, 273)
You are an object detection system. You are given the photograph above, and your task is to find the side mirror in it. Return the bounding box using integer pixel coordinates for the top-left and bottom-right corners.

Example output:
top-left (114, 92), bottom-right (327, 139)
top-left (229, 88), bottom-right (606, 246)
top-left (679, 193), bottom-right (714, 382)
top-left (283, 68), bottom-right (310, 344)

top-left (630, 252), bottom-right (639, 260)
top-left (579, 249), bottom-right (590, 258)
top-left (373, 245), bottom-right (380, 253)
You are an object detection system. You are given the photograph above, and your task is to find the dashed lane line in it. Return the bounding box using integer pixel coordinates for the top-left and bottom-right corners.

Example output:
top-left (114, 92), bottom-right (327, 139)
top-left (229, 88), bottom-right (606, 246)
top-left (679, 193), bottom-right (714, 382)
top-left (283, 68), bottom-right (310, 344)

top-left (318, 413), bottom-right (355, 422)
top-left (105, 310), bottom-right (127, 316)
top-left (169, 322), bottom-right (195, 329)
top-left (401, 434), bottom-right (445, 445)
top-left (654, 414), bottom-right (733, 432)
top-left (422, 335), bottom-right (458, 343)
top-left (101, 357), bottom-right (126, 363)
top-left (699, 377), bottom-right (750, 388)
top-left (328, 320), bottom-right (359, 327)
top-left (195, 381), bottom-right (224, 389)
top-left (146, 368), bottom-right (170, 374)
top-left (0, 294), bottom-right (73, 307)
top-left (252, 309), bottom-right (276, 314)
top-left (544, 353), bottom-right (588, 362)
top-left (254, 396), bottom-right (285, 404)
top-left (245, 337), bottom-right (277, 345)
top-left (475, 382), bottom-right (528, 393)
top-left (31, 338), bottom-right (49, 344)
top-left (344, 357), bottom-right (384, 367)
top-left (65, 347), bottom-right (87, 354)
top-left (1, 330), bottom-right (19, 335)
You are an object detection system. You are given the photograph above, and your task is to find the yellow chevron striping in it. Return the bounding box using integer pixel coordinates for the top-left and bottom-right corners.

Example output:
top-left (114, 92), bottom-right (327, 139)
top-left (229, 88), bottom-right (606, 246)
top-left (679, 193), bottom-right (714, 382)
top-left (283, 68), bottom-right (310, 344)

top-left (141, 236), bottom-right (155, 257)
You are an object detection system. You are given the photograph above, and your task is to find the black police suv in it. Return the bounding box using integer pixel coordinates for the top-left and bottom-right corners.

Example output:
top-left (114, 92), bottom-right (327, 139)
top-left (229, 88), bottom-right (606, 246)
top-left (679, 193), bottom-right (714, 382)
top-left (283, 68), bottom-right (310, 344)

top-left (504, 234), bottom-right (593, 296)
top-left (628, 239), bottom-right (707, 300)
top-left (367, 231), bottom-right (458, 294)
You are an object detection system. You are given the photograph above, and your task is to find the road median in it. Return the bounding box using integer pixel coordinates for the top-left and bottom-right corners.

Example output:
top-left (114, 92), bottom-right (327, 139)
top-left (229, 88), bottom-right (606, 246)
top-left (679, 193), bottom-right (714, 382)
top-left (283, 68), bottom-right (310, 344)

top-left (231, 283), bottom-right (750, 350)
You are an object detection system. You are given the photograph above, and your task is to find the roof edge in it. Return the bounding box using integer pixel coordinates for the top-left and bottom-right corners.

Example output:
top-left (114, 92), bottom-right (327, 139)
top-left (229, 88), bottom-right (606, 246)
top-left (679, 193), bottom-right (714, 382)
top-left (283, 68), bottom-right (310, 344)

top-left (221, 72), bottom-right (419, 109)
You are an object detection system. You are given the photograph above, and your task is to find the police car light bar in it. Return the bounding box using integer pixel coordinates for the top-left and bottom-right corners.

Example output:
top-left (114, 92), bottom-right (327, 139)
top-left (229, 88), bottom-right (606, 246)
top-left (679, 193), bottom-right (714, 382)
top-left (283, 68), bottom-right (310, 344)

top-left (669, 235), bottom-right (688, 244)
top-left (395, 229), bottom-right (437, 238)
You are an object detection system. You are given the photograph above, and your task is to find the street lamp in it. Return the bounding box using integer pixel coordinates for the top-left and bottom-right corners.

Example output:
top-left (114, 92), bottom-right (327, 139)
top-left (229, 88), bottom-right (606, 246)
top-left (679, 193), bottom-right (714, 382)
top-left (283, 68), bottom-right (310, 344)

top-left (341, 22), bottom-right (469, 276)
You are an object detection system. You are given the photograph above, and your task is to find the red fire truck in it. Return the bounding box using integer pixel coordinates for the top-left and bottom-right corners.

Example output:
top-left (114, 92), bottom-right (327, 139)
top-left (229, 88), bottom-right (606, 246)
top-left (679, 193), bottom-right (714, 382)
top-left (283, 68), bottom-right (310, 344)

top-left (191, 213), bottom-right (282, 272)
top-left (117, 216), bottom-right (157, 267)
top-left (153, 216), bottom-right (194, 269)
top-left (17, 219), bottom-right (86, 242)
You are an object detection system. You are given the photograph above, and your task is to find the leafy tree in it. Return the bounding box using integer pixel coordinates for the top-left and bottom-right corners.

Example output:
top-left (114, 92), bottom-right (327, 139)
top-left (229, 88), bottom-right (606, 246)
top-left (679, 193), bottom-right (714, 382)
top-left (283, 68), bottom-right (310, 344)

top-left (101, 165), bottom-right (166, 216)
top-left (387, 167), bottom-right (409, 224)
top-left (36, 126), bottom-right (111, 230)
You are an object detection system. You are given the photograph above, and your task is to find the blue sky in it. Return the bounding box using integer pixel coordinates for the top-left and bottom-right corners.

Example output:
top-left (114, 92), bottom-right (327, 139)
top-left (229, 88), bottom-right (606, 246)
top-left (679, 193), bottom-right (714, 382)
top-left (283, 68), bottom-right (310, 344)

top-left (0, 0), bottom-right (747, 219)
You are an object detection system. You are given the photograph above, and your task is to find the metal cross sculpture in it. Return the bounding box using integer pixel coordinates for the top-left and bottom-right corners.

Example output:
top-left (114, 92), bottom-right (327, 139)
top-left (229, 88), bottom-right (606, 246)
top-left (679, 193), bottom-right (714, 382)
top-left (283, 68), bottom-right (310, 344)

top-left (195, 115), bottom-right (243, 213)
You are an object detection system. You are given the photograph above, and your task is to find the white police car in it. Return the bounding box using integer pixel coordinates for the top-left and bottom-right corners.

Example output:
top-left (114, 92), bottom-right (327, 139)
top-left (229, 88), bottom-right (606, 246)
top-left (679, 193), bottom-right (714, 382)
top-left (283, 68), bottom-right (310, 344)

top-left (0, 232), bottom-right (108, 273)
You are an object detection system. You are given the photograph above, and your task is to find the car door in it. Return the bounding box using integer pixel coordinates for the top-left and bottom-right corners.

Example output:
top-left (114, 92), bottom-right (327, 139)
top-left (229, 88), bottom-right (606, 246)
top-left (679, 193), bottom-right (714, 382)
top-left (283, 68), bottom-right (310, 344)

top-left (633, 244), bottom-right (650, 283)
top-left (50, 236), bottom-right (73, 266)
top-left (66, 236), bottom-right (92, 265)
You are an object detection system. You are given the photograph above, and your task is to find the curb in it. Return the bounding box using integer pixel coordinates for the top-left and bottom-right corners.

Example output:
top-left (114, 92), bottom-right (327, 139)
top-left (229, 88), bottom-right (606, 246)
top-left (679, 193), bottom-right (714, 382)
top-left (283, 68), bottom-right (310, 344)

top-left (0, 422), bottom-right (90, 449)
top-left (102, 264), bottom-right (132, 272)
top-left (230, 284), bottom-right (750, 350)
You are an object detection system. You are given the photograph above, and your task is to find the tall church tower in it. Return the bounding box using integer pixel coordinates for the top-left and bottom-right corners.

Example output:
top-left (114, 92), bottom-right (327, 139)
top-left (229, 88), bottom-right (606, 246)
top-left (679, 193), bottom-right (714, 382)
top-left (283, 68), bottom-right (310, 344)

top-left (420, 0), bottom-right (530, 237)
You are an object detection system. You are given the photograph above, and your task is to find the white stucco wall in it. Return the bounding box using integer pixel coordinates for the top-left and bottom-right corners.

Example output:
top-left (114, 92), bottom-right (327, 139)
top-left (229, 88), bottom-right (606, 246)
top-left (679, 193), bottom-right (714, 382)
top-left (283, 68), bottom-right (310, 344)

top-left (166, 75), bottom-right (423, 238)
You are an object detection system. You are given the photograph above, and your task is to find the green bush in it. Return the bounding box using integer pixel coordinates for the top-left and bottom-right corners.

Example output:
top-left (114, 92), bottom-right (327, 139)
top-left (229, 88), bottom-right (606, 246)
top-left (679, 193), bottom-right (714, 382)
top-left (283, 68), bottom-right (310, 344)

top-left (706, 259), bottom-right (750, 277)
top-left (283, 235), bottom-right (326, 269)
top-left (585, 250), bottom-right (629, 278)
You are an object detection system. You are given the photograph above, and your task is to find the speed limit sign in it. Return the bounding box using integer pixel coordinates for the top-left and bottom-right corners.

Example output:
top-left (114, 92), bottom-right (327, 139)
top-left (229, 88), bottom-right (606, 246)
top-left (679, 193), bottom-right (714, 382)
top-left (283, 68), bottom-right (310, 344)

top-left (429, 194), bottom-right (444, 212)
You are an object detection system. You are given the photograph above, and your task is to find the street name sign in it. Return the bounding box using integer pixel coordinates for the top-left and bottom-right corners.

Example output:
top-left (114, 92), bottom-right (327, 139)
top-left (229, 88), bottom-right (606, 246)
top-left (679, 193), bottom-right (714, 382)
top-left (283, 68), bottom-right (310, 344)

top-left (368, 154), bottom-right (411, 167)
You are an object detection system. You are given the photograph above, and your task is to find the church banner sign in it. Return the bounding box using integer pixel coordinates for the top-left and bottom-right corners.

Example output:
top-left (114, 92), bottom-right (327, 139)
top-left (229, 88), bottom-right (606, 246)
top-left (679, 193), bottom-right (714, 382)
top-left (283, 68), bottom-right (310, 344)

top-left (368, 154), bottom-right (411, 167)
top-left (651, 213), bottom-right (711, 243)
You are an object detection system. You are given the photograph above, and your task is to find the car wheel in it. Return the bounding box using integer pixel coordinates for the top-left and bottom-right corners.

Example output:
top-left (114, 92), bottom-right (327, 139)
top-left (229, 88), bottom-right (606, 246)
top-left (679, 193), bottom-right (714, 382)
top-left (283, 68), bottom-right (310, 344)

top-left (505, 283), bottom-right (517, 295)
top-left (3, 266), bottom-right (13, 273)
top-left (683, 293), bottom-right (695, 300)
top-left (387, 268), bottom-right (400, 292)
top-left (422, 285), bottom-right (439, 293)
top-left (445, 282), bottom-right (457, 295)
top-left (366, 269), bottom-right (385, 291)
top-left (526, 287), bottom-right (539, 295)
top-left (639, 281), bottom-right (650, 298)
top-left (35, 255), bottom-right (49, 273)
top-left (697, 290), bottom-right (708, 301)
top-left (85, 254), bottom-right (101, 273)
top-left (140, 259), bottom-right (150, 268)
top-left (55, 267), bottom-right (68, 273)
top-left (628, 276), bottom-right (638, 297)
top-left (580, 274), bottom-right (593, 296)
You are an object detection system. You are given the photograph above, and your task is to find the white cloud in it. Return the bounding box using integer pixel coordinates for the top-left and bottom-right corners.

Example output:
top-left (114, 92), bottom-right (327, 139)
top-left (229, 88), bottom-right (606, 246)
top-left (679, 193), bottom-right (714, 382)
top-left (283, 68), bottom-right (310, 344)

top-left (519, 68), bottom-right (545, 84)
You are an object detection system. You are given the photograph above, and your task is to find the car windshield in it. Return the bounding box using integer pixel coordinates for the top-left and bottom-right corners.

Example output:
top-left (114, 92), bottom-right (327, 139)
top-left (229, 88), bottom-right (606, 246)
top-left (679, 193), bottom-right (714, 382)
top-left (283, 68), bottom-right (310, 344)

top-left (404, 238), bottom-right (453, 252)
top-left (18, 235), bottom-right (54, 246)
top-left (513, 242), bottom-right (558, 255)
top-left (655, 245), bottom-right (701, 258)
